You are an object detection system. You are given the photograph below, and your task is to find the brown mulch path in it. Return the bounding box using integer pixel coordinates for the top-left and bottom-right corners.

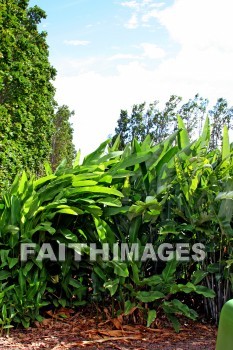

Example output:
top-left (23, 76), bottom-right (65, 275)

top-left (0, 308), bottom-right (217, 349)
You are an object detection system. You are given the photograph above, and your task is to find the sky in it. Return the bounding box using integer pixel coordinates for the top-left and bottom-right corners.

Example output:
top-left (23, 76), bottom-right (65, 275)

top-left (30, 0), bottom-right (233, 156)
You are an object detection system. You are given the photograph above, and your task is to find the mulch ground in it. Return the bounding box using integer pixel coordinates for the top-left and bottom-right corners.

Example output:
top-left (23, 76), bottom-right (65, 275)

top-left (0, 308), bottom-right (217, 349)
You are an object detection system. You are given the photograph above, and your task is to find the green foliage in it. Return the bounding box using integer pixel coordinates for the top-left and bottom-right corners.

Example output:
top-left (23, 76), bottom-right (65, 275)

top-left (0, 117), bottom-right (232, 332)
top-left (0, 152), bottom-right (126, 330)
top-left (209, 98), bottom-right (233, 149)
top-left (114, 97), bottom-right (180, 148)
top-left (0, 0), bottom-right (56, 190)
top-left (113, 94), bottom-right (233, 151)
top-left (51, 105), bottom-right (76, 170)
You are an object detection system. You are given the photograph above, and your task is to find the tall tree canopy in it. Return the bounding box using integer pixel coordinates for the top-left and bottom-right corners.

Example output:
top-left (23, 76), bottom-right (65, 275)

top-left (114, 94), bottom-right (233, 149)
top-left (51, 105), bottom-right (76, 170)
top-left (0, 0), bottom-right (56, 189)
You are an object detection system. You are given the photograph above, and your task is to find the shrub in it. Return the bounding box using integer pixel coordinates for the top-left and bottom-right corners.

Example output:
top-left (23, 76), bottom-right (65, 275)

top-left (0, 117), bottom-right (232, 332)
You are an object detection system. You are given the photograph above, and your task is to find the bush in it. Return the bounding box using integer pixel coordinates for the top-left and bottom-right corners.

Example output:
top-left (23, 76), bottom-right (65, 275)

top-left (0, 117), bottom-right (232, 332)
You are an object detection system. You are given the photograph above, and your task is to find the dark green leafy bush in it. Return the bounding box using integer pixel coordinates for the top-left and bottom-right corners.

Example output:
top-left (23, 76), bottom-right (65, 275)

top-left (0, 117), bottom-right (232, 332)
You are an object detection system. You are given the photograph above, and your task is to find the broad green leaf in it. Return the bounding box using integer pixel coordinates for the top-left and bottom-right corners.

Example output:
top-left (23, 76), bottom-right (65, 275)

top-left (72, 180), bottom-right (98, 187)
top-left (166, 313), bottom-right (180, 333)
top-left (142, 275), bottom-right (162, 286)
top-left (171, 299), bottom-right (198, 320)
top-left (0, 250), bottom-right (10, 264)
top-left (191, 270), bottom-right (208, 285)
top-left (69, 186), bottom-right (124, 197)
top-left (162, 259), bottom-right (177, 283)
top-left (28, 222), bottom-right (56, 237)
top-left (94, 217), bottom-right (116, 244)
top-left (34, 175), bottom-right (57, 189)
top-left (83, 139), bottom-right (110, 165)
top-left (94, 217), bottom-right (106, 241)
top-left (104, 206), bottom-right (130, 216)
top-left (104, 278), bottom-right (119, 296)
top-left (129, 216), bottom-right (142, 243)
top-left (82, 205), bottom-right (102, 216)
top-left (195, 285), bottom-right (215, 298)
top-left (136, 291), bottom-right (165, 302)
top-left (44, 161), bottom-right (53, 176)
top-left (147, 309), bottom-right (157, 327)
top-left (155, 146), bottom-right (178, 175)
top-left (200, 116), bottom-right (210, 142)
top-left (8, 258), bottom-right (18, 269)
top-left (22, 195), bottom-right (40, 219)
top-left (23, 261), bottom-right (34, 276)
top-left (56, 208), bottom-right (82, 215)
top-left (0, 270), bottom-right (11, 281)
top-left (222, 125), bottom-right (230, 161)
top-left (3, 225), bottom-right (19, 235)
top-left (97, 197), bottom-right (121, 207)
top-left (54, 159), bottom-right (67, 174)
top-left (60, 228), bottom-right (78, 242)
top-left (99, 175), bottom-right (112, 184)
top-left (112, 261), bottom-right (129, 277)
top-left (177, 115), bottom-right (190, 149)
top-left (97, 151), bottom-right (123, 164)
top-left (131, 262), bottom-right (140, 284)
top-left (18, 171), bottom-right (28, 195)
top-left (124, 300), bottom-right (136, 315)
top-left (110, 151), bottom-right (152, 174)
top-left (109, 134), bottom-right (121, 152)
top-left (19, 270), bottom-right (26, 292)
top-left (26, 282), bottom-right (40, 300)
top-left (2, 304), bottom-right (7, 320)
top-left (69, 278), bottom-right (82, 288)
top-left (171, 282), bottom-right (196, 294)
top-left (93, 266), bottom-right (106, 281)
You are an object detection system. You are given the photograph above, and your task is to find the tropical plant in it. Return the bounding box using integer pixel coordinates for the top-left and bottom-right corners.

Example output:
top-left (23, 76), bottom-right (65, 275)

top-left (0, 116), bottom-right (232, 332)
top-left (0, 152), bottom-right (125, 329)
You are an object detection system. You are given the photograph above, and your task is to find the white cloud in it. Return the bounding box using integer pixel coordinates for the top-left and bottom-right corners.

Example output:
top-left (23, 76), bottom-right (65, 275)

top-left (121, 0), bottom-right (160, 10)
top-left (54, 0), bottom-right (233, 156)
top-left (108, 53), bottom-right (140, 61)
top-left (108, 44), bottom-right (165, 62)
top-left (54, 62), bottom-right (162, 156)
top-left (153, 0), bottom-right (233, 98)
top-left (140, 43), bottom-right (166, 59)
top-left (55, 49), bottom-right (233, 156)
top-left (64, 40), bottom-right (90, 46)
top-left (125, 13), bottom-right (138, 28)
top-left (121, 0), bottom-right (166, 28)
top-left (55, 57), bottom-right (99, 75)
top-left (156, 0), bottom-right (233, 51)
top-left (121, 1), bottom-right (139, 9)
top-left (142, 9), bottom-right (159, 22)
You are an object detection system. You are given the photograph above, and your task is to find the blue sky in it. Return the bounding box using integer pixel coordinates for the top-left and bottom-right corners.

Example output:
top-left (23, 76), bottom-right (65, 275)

top-left (30, 0), bottom-right (233, 155)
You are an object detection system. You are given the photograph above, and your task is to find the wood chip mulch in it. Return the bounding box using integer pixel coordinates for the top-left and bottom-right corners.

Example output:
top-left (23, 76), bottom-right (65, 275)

top-left (0, 308), bottom-right (217, 349)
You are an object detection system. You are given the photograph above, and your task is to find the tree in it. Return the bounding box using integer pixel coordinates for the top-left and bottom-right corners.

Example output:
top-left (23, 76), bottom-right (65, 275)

top-left (113, 95), bottom-right (182, 148)
top-left (114, 103), bottom-right (146, 148)
top-left (177, 94), bottom-right (208, 138)
top-left (114, 96), bottom-right (181, 149)
top-left (50, 105), bottom-right (76, 170)
top-left (209, 98), bottom-right (233, 149)
top-left (0, 0), bottom-right (56, 189)
top-left (113, 94), bottom-right (233, 149)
